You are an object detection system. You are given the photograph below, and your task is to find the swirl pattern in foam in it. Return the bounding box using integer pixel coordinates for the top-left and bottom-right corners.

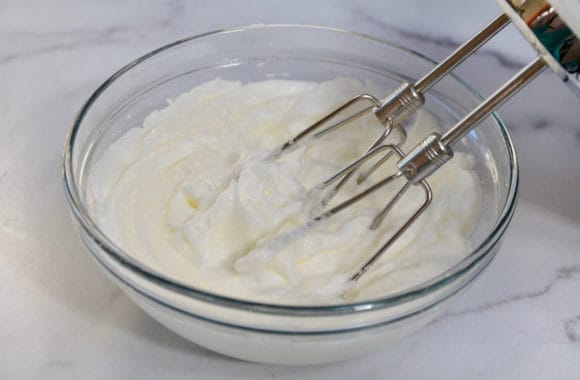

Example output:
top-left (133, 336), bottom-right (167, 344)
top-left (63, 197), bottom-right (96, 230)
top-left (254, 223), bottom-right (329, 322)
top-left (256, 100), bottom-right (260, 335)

top-left (90, 78), bottom-right (482, 304)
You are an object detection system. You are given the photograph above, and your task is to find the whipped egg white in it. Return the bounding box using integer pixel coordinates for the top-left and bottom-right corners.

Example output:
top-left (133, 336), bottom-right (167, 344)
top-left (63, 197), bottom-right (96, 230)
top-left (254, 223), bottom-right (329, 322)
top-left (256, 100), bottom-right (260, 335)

top-left (89, 78), bottom-right (481, 304)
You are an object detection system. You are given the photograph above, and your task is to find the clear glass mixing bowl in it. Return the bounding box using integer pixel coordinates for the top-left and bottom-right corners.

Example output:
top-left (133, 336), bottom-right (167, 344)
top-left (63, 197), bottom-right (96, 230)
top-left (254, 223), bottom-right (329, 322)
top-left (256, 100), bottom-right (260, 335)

top-left (63, 25), bottom-right (518, 365)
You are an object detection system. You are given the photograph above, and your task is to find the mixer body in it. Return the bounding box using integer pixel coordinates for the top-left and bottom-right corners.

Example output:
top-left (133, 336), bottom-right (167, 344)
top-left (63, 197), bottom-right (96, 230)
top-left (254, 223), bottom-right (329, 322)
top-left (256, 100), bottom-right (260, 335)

top-left (499, 0), bottom-right (580, 94)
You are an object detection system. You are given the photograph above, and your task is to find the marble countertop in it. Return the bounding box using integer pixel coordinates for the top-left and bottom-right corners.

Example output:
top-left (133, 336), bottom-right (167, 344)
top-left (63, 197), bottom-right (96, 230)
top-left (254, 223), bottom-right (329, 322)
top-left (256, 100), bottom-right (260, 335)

top-left (1, 0), bottom-right (579, 378)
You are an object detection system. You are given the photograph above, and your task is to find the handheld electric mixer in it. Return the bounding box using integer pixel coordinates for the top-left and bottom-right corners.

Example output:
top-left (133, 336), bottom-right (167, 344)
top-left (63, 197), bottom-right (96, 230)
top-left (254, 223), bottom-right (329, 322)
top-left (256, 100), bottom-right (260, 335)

top-left (272, 0), bottom-right (580, 282)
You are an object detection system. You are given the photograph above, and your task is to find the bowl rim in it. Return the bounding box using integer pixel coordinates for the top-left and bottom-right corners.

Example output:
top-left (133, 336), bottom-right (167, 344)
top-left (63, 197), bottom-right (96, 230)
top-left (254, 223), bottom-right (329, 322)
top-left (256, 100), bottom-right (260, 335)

top-left (63, 24), bottom-right (519, 316)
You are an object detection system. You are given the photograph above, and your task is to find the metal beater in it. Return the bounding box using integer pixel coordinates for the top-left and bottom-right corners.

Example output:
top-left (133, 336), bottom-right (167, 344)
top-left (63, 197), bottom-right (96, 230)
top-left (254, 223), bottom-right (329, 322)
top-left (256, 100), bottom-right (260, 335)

top-left (273, 0), bottom-right (580, 281)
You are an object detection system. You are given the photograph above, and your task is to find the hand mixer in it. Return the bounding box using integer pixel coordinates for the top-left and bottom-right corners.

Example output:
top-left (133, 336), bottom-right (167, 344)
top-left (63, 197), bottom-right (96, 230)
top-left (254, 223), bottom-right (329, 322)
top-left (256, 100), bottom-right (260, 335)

top-left (272, 0), bottom-right (580, 282)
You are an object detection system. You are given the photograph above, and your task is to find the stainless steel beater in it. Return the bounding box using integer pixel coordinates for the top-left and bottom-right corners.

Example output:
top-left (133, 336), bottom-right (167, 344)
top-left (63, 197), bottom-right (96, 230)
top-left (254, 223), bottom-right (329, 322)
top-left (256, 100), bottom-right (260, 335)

top-left (273, 0), bottom-right (580, 281)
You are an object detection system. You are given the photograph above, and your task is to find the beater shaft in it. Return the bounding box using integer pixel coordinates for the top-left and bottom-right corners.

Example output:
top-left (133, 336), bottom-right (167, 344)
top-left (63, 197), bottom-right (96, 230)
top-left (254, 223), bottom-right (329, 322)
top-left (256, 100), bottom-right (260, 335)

top-left (375, 13), bottom-right (510, 126)
top-left (400, 57), bottom-right (546, 185)
top-left (415, 14), bottom-right (510, 94)
top-left (440, 57), bottom-right (546, 147)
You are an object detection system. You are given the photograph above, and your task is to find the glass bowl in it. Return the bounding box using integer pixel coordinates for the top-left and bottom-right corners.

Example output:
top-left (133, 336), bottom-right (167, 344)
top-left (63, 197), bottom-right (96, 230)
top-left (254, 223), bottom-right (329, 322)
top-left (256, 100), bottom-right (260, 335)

top-left (63, 25), bottom-right (518, 365)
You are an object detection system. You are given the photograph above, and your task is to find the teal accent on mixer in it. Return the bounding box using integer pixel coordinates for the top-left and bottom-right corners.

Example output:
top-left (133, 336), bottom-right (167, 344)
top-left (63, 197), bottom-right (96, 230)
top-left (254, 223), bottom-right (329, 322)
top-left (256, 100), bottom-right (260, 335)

top-left (533, 24), bottom-right (579, 73)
